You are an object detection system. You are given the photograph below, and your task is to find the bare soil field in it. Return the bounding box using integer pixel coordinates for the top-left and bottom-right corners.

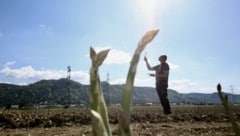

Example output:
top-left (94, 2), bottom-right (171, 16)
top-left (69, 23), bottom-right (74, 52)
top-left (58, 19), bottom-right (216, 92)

top-left (0, 105), bottom-right (239, 136)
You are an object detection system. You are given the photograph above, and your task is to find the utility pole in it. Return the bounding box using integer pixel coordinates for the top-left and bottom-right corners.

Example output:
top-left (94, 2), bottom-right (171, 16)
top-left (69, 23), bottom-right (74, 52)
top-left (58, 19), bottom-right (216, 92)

top-left (67, 66), bottom-right (71, 80)
top-left (230, 85), bottom-right (234, 94)
top-left (107, 71), bottom-right (110, 82)
top-left (107, 71), bottom-right (111, 106)
top-left (229, 84), bottom-right (234, 104)
top-left (67, 66), bottom-right (71, 107)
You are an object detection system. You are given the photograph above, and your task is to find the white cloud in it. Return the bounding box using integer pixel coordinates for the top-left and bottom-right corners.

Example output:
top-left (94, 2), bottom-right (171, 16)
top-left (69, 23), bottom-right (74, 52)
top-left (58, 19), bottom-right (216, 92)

top-left (235, 86), bottom-right (240, 94)
top-left (0, 80), bottom-right (12, 84)
top-left (169, 79), bottom-right (198, 92)
top-left (71, 71), bottom-right (89, 84)
top-left (109, 78), bottom-right (125, 85)
top-left (168, 62), bottom-right (180, 70)
top-left (39, 24), bottom-right (49, 31)
top-left (0, 62), bottom-right (89, 84)
top-left (0, 62), bottom-right (216, 94)
top-left (169, 79), bottom-right (216, 93)
top-left (114, 77), bottom-right (215, 94)
top-left (5, 61), bottom-right (16, 67)
top-left (105, 49), bottom-right (131, 64)
top-left (18, 82), bottom-right (29, 86)
top-left (109, 77), bottom-right (155, 87)
top-left (197, 87), bottom-right (216, 93)
top-left (39, 24), bottom-right (53, 36)
top-left (93, 46), bottom-right (132, 64)
top-left (134, 78), bottom-right (155, 87)
top-left (1, 65), bottom-right (64, 79)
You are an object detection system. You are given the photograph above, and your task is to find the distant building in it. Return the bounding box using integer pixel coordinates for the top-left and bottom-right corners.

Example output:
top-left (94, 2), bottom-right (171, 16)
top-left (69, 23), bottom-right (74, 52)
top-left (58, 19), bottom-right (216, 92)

top-left (115, 103), bottom-right (121, 106)
top-left (145, 102), bottom-right (152, 106)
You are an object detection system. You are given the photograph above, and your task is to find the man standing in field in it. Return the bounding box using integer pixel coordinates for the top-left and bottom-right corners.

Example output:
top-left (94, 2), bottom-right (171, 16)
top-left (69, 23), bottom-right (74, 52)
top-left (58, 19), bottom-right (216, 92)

top-left (144, 55), bottom-right (172, 115)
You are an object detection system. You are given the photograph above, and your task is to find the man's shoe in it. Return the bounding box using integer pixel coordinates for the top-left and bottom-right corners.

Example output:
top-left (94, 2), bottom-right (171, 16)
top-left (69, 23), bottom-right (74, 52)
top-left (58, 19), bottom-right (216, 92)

top-left (164, 111), bottom-right (172, 115)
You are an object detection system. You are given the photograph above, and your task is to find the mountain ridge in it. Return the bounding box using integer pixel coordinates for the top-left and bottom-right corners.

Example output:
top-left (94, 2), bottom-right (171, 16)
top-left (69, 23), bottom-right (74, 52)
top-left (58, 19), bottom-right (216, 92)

top-left (0, 79), bottom-right (240, 107)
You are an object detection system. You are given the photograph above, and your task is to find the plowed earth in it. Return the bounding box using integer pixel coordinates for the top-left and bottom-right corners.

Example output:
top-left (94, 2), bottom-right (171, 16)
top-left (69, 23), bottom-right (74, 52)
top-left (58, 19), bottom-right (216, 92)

top-left (0, 106), bottom-right (239, 136)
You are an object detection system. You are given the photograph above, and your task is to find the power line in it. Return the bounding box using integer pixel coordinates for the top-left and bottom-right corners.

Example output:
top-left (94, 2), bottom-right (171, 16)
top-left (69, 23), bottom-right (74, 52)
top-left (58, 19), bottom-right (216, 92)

top-left (107, 71), bottom-right (110, 82)
top-left (229, 84), bottom-right (234, 94)
top-left (229, 84), bottom-right (235, 104)
top-left (67, 66), bottom-right (71, 106)
top-left (106, 71), bottom-right (111, 106)
top-left (67, 66), bottom-right (71, 80)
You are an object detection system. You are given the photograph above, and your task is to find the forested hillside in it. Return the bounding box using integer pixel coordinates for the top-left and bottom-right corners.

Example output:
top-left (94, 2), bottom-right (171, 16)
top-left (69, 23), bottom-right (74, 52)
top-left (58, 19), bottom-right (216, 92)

top-left (1, 79), bottom-right (240, 107)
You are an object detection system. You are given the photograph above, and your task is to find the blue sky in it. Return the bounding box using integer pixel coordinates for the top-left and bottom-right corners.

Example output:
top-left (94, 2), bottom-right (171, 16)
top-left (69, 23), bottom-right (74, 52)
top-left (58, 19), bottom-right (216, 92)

top-left (0, 0), bottom-right (240, 94)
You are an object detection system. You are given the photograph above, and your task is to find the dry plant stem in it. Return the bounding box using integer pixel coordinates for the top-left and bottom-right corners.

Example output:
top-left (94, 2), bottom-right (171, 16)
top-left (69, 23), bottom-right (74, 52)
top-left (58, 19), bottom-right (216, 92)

top-left (118, 30), bottom-right (159, 136)
top-left (90, 47), bottom-right (111, 136)
top-left (89, 30), bottom-right (159, 136)
top-left (217, 83), bottom-right (240, 136)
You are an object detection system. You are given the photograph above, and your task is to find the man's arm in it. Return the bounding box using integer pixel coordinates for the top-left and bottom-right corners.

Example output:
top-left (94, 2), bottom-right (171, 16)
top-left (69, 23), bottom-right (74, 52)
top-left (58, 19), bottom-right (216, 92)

top-left (149, 70), bottom-right (169, 78)
top-left (144, 56), bottom-right (155, 71)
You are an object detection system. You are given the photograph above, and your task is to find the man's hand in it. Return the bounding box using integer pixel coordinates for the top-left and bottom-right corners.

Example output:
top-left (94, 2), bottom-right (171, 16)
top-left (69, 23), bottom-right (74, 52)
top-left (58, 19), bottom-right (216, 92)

top-left (148, 73), bottom-right (155, 77)
top-left (144, 56), bottom-right (153, 71)
top-left (144, 56), bottom-right (148, 62)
